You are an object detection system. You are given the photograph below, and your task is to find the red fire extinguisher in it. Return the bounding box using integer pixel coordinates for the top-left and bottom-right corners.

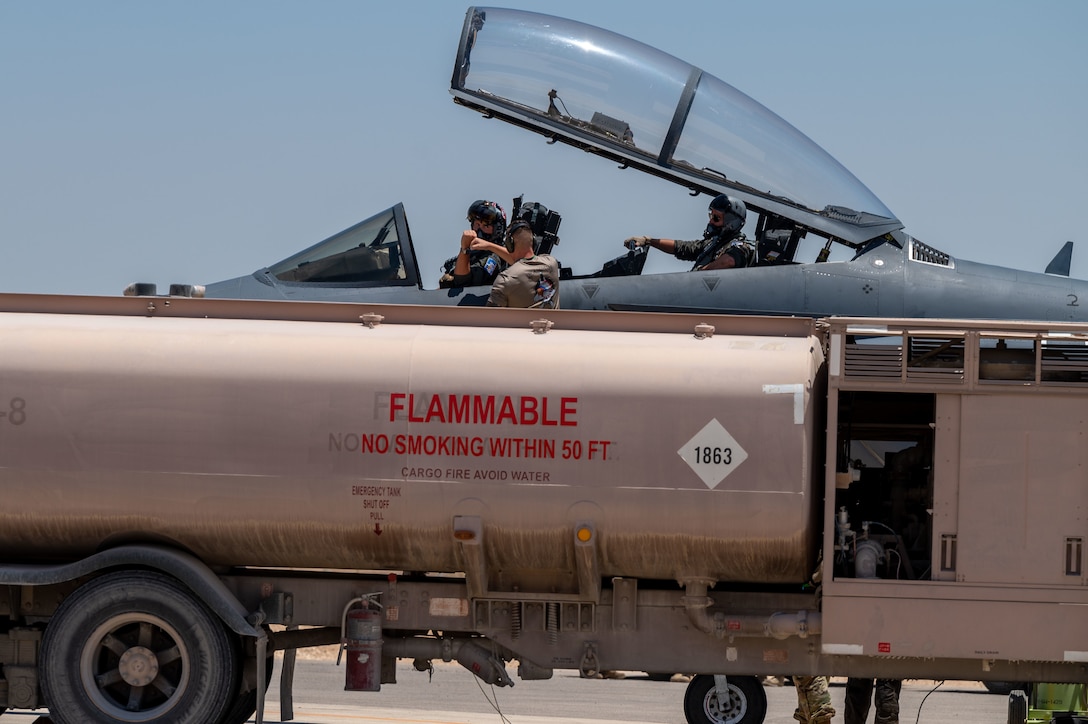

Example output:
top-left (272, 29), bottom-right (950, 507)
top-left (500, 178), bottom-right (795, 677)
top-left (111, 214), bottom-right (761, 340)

top-left (340, 602), bottom-right (382, 691)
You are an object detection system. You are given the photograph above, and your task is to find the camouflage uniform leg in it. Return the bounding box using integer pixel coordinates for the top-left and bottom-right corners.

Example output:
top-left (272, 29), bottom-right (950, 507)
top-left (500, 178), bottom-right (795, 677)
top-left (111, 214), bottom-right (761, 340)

top-left (792, 676), bottom-right (810, 724)
top-left (873, 679), bottom-right (902, 724)
top-left (845, 677), bottom-right (875, 724)
top-left (793, 675), bottom-right (836, 724)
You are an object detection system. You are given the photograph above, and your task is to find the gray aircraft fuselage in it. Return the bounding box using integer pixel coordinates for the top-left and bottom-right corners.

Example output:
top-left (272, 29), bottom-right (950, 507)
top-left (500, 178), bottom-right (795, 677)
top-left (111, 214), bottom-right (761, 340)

top-left (204, 241), bottom-right (1088, 323)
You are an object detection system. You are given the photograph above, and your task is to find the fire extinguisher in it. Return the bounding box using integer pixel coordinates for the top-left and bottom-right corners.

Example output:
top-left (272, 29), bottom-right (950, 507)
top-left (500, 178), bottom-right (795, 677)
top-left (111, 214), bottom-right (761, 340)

top-left (338, 597), bottom-right (383, 692)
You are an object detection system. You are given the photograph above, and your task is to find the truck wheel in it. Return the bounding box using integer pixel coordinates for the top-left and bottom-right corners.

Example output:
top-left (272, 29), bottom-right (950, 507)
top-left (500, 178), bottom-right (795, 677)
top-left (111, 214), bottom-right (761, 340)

top-left (683, 674), bottom-right (767, 724)
top-left (40, 570), bottom-right (239, 724)
top-left (1006, 689), bottom-right (1028, 724)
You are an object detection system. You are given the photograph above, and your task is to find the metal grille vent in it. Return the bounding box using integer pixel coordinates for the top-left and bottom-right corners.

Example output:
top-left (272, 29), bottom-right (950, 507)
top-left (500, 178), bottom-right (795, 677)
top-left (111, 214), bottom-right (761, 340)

top-left (844, 339), bottom-right (903, 379)
top-left (906, 336), bottom-right (965, 382)
top-left (1042, 342), bottom-right (1088, 385)
top-left (910, 239), bottom-right (951, 267)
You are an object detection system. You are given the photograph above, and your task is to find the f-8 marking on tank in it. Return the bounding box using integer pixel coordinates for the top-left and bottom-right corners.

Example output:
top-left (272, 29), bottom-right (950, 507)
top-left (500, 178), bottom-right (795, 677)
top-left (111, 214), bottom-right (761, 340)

top-left (0, 397), bottom-right (27, 425)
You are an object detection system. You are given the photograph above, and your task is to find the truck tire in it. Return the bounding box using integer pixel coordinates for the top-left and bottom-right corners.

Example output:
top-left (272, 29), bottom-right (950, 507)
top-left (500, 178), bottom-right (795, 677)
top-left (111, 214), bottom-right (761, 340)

top-left (40, 570), bottom-right (239, 724)
top-left (1006, 690), bottom-right (1028, 724)
top-left (683, 674), bottom-right (767, 724)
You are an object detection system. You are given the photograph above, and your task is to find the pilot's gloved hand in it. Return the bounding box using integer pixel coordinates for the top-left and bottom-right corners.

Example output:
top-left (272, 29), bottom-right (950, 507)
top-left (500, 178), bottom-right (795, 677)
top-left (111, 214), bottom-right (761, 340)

top-left (624, 236), bottom-right (652, 249)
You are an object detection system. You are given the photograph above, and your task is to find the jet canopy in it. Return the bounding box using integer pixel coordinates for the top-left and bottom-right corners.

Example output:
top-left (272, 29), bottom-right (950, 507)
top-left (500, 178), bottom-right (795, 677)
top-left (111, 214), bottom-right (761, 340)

top-left (450, 7), bottom-right (902, 246)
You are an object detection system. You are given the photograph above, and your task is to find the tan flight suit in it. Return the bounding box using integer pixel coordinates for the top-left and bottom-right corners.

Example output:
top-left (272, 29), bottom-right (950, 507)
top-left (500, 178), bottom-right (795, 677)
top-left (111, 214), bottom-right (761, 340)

top-left (486, 254), bottom-right (560, 308)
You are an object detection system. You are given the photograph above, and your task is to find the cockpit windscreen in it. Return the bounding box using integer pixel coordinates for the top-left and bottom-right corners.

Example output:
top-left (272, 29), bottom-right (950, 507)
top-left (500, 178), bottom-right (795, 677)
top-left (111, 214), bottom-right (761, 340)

top-left (268, 206), bottom-right (410, 285)
top-left (453, 7), bottom-right (900, 243)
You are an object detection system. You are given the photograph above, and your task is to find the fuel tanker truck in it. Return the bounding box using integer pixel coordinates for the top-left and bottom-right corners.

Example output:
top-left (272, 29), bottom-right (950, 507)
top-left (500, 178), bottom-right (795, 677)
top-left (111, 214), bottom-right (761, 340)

top-left (0, 293), bottom-right (1084, 724)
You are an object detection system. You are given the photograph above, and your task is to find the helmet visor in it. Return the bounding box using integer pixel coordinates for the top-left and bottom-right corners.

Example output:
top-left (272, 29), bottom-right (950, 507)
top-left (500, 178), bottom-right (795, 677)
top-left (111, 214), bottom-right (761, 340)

top-left (468, 203), bottom-right (503, 225)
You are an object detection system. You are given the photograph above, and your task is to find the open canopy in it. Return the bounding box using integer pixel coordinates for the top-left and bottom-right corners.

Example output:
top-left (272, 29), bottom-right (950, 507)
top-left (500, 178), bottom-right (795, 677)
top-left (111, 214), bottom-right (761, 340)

top-left (450, 7), bottom-right (902, 246)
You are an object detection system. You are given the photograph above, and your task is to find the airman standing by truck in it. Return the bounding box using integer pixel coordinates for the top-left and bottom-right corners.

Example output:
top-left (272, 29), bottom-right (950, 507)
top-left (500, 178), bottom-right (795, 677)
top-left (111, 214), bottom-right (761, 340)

top-left (793, 675), bottom-right (836, 724)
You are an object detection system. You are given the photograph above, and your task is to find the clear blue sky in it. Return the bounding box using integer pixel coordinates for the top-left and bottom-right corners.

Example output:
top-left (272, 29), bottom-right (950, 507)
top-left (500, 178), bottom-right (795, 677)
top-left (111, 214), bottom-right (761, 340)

top-left (2, 1), bottom-right (1085, 295)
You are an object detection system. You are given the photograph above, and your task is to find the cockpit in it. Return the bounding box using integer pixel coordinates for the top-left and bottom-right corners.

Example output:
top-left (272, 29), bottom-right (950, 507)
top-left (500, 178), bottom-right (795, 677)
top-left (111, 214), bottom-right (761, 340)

top-left (450, 7), bottom-right (903, 254)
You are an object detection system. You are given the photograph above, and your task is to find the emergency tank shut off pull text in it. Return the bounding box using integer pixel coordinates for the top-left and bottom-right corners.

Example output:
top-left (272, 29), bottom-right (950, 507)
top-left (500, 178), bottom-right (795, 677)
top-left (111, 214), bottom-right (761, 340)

top-left (0, 293), bottom-right (1085, 724)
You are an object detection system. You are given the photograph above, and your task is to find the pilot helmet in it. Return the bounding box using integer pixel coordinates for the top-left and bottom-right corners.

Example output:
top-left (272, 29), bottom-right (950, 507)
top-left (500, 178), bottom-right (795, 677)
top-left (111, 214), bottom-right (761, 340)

top-left (707, 194), bottom-right (746, 237)
top-left (467, 200), bottom-right (507, 243)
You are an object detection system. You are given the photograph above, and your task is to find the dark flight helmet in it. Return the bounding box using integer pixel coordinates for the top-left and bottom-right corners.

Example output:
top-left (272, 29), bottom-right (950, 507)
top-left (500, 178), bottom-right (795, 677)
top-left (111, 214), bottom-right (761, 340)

top-left (467, 200), bottom-right (507, 242)
top-left (708, 194), bottom-right (746, 236)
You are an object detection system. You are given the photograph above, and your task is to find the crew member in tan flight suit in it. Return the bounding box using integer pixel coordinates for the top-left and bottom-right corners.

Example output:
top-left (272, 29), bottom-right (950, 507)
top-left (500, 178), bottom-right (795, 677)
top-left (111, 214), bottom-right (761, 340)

top-left (487, 220), bottom-right (560, 309)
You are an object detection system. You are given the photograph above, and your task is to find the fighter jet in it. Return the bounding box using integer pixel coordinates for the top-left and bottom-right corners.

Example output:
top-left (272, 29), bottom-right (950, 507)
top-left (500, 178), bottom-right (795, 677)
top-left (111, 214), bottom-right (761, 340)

top-left (202, 7), bottom-right (1084, 323)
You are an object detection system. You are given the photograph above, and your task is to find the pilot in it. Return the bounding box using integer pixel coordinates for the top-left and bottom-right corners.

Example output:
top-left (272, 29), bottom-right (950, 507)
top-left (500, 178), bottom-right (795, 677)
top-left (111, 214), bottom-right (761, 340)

top-left (624, 194), bottom-right (755, 271)
top-left (486, 220), bottom-right (560, 309)
top-left (439, 200), bottom-right (512, 288)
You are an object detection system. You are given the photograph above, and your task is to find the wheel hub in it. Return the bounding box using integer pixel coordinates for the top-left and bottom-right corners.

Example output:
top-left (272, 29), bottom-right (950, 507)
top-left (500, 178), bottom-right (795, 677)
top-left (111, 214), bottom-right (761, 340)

top-left (712, 692), bottom-right (739, 715)
top-left (707, 685), bottom-right (745, 723)
top-left (118, 645), bottom-right (159, 687)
